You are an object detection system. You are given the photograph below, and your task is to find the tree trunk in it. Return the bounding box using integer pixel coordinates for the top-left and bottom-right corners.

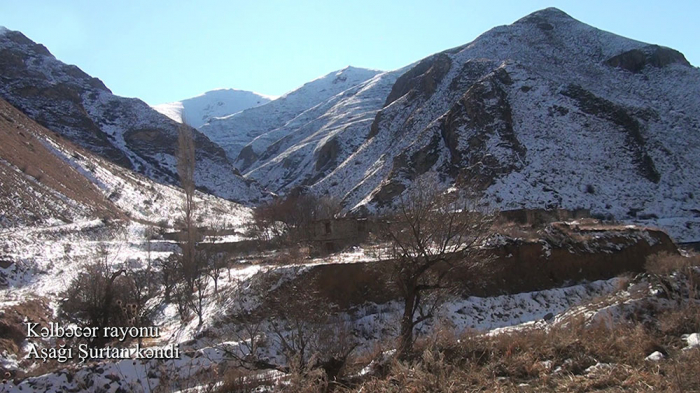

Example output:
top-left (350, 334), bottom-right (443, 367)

top-left (163, 271), bottom-right (171, 303)
top-left (397, 290), bottom-right (416, 360)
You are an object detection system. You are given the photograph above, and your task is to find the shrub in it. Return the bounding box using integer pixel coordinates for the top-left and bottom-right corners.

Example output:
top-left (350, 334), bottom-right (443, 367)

top-left (59, 246), bottom-right (159, 347)
top-left (645, 252), bottom-right (700, 301)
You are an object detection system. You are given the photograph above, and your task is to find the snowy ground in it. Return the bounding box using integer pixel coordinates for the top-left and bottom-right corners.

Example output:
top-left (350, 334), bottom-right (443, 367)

top-left (0, 226), bottom-right (639, 393)
top-left (0, 266), bottom-right (655, 393)
top-left (0, 201), bottom-right (690, 393)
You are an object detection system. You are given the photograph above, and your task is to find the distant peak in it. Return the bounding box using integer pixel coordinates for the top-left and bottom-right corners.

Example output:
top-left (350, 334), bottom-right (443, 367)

top-left (529, 7), bottom-right (572, 18)
top-left (515, 7), bottom-right (576, 25)
top-left (194, 88), bottom-right (275, 98)
top-left (0, 26), bottom-right (9, 36)
top-left (209, 87), bottom-right (243, 93)
top-left (338, 65), bottom-right (382, 74)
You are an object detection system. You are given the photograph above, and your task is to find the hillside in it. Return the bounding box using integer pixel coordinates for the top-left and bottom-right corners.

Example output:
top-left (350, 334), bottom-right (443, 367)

top-left (199, 66), bottom-right (383, 163)
top-left (0, 28), bottom-right (267, 204)
top-left (0, 97), bottom-right (250, 230)
top-left (153, 88), bottom-right (275, 129)
top-left (208, 8), bottom-right (700, 242)
top-left (332, 9), bottom-right (700, 244)
top-left (0, 98), bottom-right (118, 227)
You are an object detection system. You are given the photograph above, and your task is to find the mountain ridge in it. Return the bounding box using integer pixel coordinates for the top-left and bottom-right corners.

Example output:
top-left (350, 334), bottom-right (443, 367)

top-left (199, 66), bottom-right (384, 163)
top-left (1, 9), bottom-right (699, 241)
top-left (0, 28), bottom-right (267, 204)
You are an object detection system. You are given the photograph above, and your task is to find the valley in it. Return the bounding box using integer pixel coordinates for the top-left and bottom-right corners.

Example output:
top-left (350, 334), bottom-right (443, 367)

top-left (0, 7), bottom-right (699, 393)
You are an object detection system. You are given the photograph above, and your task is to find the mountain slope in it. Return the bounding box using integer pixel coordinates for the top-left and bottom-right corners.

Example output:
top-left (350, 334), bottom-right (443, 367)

top-left (0, 28), bottom-right (266, 204)
top-left (238, 69), bottom-right (406, 192)
top-left (0, 98), bottom-right (118, 227)
top-left (199, 66), bottom-right (383, 162)
top-left (153, 88), bottom-right (275, 129)
top-left (275, 8), bottom-right (699, 242)
top-left (0, 96), bottom-right (249, 229)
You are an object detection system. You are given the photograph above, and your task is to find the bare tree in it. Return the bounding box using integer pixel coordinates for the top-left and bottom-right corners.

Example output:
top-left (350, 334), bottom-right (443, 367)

top-left (378, 177), bottom-right (495, 360)
top-left (158, 253), bottom-right (179, 304)
top-left (175, 121), bottom-right (209, 325)
top-left (177, 121), bottom-right (197, 276)
top-left (59, 243), bottom-right (126, 348)
top-left (224, 269), bottom-right (357, 384)
top-left (186, 250), bottom-right (209, 325)
top-left (121, 258), bottom-right (160, 345)
top-left (250, 193), bottom-right (341, 246)
top-left (204, 249), bottom-right (227, 295)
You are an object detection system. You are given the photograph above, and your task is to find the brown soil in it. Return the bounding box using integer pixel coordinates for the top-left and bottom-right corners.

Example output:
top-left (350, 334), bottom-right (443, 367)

top-left (0, 98), bottom-right (121, 225)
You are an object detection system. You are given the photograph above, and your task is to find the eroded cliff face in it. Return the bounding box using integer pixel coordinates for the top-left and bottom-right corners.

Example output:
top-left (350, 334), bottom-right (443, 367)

top-left (0, 29), bottom-right (267, 203)
top-left (259, 223), bottom-right (677, 310)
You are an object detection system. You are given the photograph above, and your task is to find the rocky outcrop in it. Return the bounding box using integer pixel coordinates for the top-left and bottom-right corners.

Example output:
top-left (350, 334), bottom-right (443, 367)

top-left (315, 137), bottom-right (341, 172)
top-left (383, 53), bottom-right (452, 107)
top-left (439, 68), bottom-right (525, 184)
top-left (604, 45), bottom-right (691, 73)
top-left (561, 84), bottom-right (660, 183)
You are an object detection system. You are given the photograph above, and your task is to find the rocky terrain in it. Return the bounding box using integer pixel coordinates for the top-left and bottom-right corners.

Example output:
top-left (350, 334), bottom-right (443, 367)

top-left (0, 28), bottom-right (266, 204)
top-left (339, 7), bottom-right (700, 230)
top-left (1, 7), bottom-right (699, 393)
top-left (193, 8), bottom-right (700, 243)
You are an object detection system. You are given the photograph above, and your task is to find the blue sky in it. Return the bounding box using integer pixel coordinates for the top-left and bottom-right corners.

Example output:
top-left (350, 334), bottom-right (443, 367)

top-left (1, 1), bottom-right (697, 105)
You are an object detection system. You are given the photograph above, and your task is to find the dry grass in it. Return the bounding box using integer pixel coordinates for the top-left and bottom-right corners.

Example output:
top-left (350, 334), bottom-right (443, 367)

top-left (275, 253), bottom-right (700, 392)
top-left (338, 303), bottom-right (700, 392)
top-left (645, 252), bottom-right (700, 276)
top-left (209, 301), bottom-right (699, 392)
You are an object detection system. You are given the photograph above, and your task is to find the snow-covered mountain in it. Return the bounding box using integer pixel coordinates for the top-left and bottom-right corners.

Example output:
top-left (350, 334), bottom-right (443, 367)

top-left (329, 8), bottom-right (699, 242)
top-left (237, 69), bottom-right (407, 192)
top-left (0, 27), bottom-right (267, 204)
top-left (199, 66), bottom-right (383, 162)
top-left (199, 8), bottom-right (700, 242)
top-left (152, 88), bottom-right (276, 129)
top-left (1, 9), bottom-right (698, 241)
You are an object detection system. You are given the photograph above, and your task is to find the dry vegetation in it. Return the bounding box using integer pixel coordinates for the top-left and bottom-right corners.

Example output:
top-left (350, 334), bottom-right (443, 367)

top-left (212, 252), bottom-right (700, 393)
top-left (217, 305), bottom-right (700, 392)
top-left (340, 253), bottom-right (699, 392)
top-left (343, 305), bottom-right (700, 392)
